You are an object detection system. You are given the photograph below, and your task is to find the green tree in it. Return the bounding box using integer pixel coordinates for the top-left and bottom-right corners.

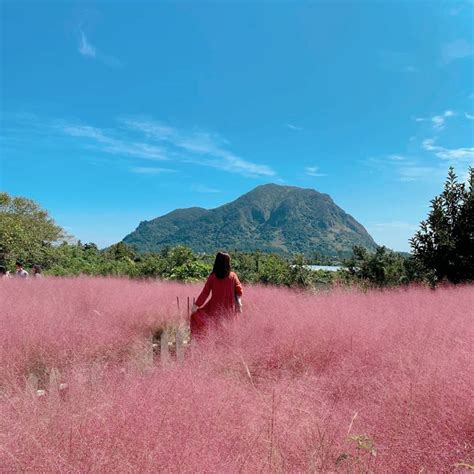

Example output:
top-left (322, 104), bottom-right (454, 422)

top-left (410, 167), bottom-right (473, 283)
top-left (0, 192), bottom-right (64, 269)
top-left (255, 254), bottom-right (288, 285)
top-left (344, 245), bottom-right (410, 287)
top-left (456, 167), bottom-right (474, 281)
top-left (286, 254), bottom-right (313, 288)
top-left (103, 241), bottom-right (138, 261)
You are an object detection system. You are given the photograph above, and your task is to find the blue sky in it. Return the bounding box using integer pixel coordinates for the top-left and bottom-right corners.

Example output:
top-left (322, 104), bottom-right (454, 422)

top-left (1, 0), bottom-right (473, 251)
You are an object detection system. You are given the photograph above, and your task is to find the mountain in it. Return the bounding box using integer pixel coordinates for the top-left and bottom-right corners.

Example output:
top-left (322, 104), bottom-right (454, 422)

top-left (123, 184), bottom-right (377, 256)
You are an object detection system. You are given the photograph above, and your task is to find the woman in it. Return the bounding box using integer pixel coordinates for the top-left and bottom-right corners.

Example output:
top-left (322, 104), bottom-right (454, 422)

top-left (191, 252), bottom-right (243, 337)
top-left (0, 266), bottom-right (10, 279)
top-left (32, 264), bottom-right (44, 278)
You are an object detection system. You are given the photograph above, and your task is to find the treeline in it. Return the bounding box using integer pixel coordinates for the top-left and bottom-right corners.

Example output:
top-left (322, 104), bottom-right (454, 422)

top-left (31, 241), bottom-right (337, 288)
top-left (1, 167), bottom-right (472, 288)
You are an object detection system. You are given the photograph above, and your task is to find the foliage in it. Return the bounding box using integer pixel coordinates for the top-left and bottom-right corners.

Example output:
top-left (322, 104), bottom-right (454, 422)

top-left (411, 167), bottom-right (474, 284)
top-left (0, 192), bottom-right (64, 268)
top-left (44, 242), bottom-right (335, 288)
top-left (342, 245), bottom-right (414, 287)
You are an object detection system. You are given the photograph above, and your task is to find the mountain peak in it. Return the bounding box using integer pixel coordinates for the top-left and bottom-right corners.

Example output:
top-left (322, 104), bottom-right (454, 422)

top-left (123, 184), bottom-right (376, 256)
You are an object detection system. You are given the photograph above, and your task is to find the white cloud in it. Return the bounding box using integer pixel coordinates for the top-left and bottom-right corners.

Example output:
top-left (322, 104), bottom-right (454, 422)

top-left (305, 166), bottom-right (326, 177)
top-left (415, 110), bottom-right (455, 130)
top-left (130, 167), bottom-right (176, 174)
top-left (397, 165), bottom-right (444, 182)
top-left (78, 31), bottom-right (96, 58)
top-left (388, 155), bottom-right (406, 161)
top-left (375, 221), bottom-right (418, 231)
top-left (431, 116), bottom-right (444, 130)
top-left (121, 118), bottom-right (176, 140)
top-left (465, 112), bottom-right (474, 120)
top-left (78, 30), bottom-right (122, 67)
top-left (61, 124), bottom-right (168, 161)
top-left (422, 138), bottom-right (474, 162)
top-left (122, 118), bottom-right (276, 178)
top-left (191, 185), bottom-right (221, 193)
top-left (422, 139), bottom-right (437, 151)
top-left (432, 110), bottom-right (455, 130)
top-left (286, 123), bottom-right (302, 131)
top-left (441, 39), bottom-right (474, 64)
top-left (370, 153), bottom-right (446, 183)
top-left (59, 118), bottom-right (275, 178)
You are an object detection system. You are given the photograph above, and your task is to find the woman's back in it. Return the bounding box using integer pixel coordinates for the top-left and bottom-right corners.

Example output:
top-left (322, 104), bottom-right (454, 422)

top-left (195, 271), bottom-right (242, 315)
top-left (191, 252), bottom-right (243, 337)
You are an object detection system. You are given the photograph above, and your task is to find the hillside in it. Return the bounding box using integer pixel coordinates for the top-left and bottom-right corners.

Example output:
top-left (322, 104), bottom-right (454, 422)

top-left (123, 184), bottom-right (377, 256)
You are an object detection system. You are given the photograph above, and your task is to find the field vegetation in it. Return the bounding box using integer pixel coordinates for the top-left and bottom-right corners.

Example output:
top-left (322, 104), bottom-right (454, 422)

top-left (1, 278), bottom-right (473, 472)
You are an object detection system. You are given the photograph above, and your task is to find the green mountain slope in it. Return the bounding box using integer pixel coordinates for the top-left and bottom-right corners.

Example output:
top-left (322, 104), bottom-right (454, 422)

top-left (123, 184), bottom-right (377, 256)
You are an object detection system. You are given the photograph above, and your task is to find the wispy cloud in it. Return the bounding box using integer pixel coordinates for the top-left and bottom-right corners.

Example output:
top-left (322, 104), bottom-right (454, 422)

top-left (374, 221), bottom-right (418, 231)
top-left (423, 138), bottom-right (474, 162)
top-left (366, 154), bottom-right (446, 183)
top-left (60, 124), bottom-right (167, 161)
top-left (191, 185), bottom-right (221, 193)
top-left (441, 39), bottom-right (474, 64)
top-left (130, 166), bottom-right (176, 175)
top-left (122, 117), bottom-right (276, 177)
top-left (388, 154), bottom-right (406, 161)
top-left (286, 123), bottom-right (302, 131)
top-left (432, 110), bottom-right (454, 130)
top-left (396, 165), bottom-right (444, 182)
top-left (78, 31), bottom-right (96, 58)
top-left (446, 2), bottom-right (474, 16)
top-left (414, 110), bottom-right (455, 130)
top-left (304, 166), bottom-right (326, 177)
top-left (78, 29), bottom-right (122, 67)
top-left (56, 118), bottom-right (275, 178)
top-left (465, 112), bottom-right (474, 120)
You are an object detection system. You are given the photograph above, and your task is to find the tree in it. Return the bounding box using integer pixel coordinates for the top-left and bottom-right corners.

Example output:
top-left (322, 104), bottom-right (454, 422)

top-left (0, 192), bottom-right (64, 269)
top-left (103, 242), bottom-right (138, 261)
top-left (343, 245), bottom-right (409, 287)
top-left (410, 167), bottom-right (474, 283)
top-left (456, 167), bottom-right (474, 280)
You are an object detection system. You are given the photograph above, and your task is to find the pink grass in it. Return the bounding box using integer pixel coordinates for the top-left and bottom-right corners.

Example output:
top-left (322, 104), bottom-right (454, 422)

top-left (1, 278), bottom-right (473, 472)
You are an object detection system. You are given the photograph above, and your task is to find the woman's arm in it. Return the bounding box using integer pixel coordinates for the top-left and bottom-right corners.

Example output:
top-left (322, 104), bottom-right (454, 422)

top-left (234, 273), bottom-right (243, 313)
top-left (195, 274), bottom-right (214, 308)
top-left (234, 273), bottom-right (243, 296)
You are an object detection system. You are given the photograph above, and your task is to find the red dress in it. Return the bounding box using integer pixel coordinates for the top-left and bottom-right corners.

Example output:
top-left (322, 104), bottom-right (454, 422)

top-left (190, 272), bottom-right (243, 336)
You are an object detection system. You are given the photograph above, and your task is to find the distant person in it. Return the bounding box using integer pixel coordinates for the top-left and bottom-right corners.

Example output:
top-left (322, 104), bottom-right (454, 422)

top-left (15, 262), bottom-right (29, 279)
top-left (0, 266), bottom-right (10, 279)
top-left (190, 252), bottom-right (243, 337)
top-left (32, 264), bottom-right (44, 278)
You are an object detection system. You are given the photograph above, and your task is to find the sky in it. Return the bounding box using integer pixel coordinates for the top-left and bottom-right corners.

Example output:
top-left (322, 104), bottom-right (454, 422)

top-left (1, 0), bottom-right (473, 251)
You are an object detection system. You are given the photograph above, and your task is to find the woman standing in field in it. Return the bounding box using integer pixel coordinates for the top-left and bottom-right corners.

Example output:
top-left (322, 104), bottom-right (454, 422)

top-left (191, 252), bottom-right (243, 337)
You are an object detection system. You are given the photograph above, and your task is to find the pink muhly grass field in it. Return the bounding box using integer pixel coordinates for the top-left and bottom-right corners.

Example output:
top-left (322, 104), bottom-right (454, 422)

top-left (0, 277), bottom-right (192, 383)
top-left (1, 278), bottom-right (473, 472)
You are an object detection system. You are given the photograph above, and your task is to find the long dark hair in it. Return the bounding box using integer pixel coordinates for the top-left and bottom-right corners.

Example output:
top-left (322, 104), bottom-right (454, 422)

top-left (212, 252), bottom-right (231, 279)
